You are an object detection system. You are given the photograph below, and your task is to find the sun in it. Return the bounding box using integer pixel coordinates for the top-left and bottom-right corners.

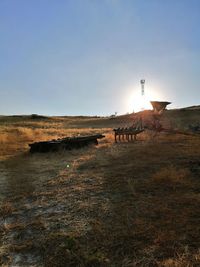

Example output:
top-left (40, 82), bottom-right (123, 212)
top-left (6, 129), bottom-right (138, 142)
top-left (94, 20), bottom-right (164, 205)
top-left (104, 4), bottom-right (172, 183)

top-left (127, 86), bottom-right (163, 113)
top-left (130, 94), bottom-right (152, 112)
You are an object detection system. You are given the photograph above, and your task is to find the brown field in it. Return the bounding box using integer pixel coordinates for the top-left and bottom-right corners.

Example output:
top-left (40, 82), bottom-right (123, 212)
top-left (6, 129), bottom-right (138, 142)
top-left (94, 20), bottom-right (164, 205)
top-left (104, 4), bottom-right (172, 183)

top-left (0, 109), bottom-right (200, 266)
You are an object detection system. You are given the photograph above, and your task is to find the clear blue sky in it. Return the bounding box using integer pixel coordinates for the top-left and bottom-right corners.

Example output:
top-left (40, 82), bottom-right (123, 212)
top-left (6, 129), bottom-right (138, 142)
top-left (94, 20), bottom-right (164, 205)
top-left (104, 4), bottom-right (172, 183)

top-left (0, 0), bottom-right (200, 115)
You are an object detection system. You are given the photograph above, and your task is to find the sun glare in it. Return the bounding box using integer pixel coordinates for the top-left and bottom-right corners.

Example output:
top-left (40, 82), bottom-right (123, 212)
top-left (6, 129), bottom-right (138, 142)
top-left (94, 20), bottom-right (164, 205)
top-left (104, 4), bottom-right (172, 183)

top-left (127, 86), bottom-right (164, 113)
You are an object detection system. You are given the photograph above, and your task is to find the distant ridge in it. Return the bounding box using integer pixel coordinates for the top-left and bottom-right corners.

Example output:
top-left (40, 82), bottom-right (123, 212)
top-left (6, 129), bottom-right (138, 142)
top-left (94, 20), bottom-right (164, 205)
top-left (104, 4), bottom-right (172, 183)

top-left (181, 105), bottom-right (200, 110)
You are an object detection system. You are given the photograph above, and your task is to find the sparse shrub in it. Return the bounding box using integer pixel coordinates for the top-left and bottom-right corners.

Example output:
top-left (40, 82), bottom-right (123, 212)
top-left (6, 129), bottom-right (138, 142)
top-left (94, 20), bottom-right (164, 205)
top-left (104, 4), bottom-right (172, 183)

top-left (31, 114), bottom-right (47, 119)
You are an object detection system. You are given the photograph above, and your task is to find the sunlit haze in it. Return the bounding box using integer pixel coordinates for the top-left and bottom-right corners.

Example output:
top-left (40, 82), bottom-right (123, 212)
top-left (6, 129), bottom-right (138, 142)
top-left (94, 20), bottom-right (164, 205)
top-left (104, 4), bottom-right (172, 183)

top-left (0, 0), bottom-right (200, 116)
top-left (127, 83), bottom-right (165, 113)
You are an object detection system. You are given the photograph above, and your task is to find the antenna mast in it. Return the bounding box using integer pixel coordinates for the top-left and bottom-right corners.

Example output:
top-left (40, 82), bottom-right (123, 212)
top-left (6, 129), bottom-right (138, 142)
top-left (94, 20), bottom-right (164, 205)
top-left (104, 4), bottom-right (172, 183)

top-left (140, 79), bottom-right (145, 96)
top-left (140, 79), bottom-right (145, 110)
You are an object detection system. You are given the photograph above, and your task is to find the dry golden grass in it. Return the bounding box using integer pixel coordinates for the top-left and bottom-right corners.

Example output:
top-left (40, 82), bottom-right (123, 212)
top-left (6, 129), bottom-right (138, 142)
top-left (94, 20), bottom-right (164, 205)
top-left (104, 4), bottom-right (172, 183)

top-left (0, 121), bottom-right (111, 160)
top-left (0, 113), bottom-right (200, 266)
top-left (150, 167), bottom-right (191, 190)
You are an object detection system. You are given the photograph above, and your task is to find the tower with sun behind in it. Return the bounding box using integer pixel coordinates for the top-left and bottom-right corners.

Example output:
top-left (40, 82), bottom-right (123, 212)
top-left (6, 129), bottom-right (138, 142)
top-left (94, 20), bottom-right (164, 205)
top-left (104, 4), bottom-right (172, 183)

top-left (140, 79), bottom-right (145, 96)
top-left (140, 79), bottom-right (145, 110)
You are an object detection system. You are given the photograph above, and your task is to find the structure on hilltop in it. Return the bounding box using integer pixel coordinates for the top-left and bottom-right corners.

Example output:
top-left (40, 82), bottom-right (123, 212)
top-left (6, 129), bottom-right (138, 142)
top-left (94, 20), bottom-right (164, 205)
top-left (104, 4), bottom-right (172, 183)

top-left (150, 101), bottom-right (171, 113)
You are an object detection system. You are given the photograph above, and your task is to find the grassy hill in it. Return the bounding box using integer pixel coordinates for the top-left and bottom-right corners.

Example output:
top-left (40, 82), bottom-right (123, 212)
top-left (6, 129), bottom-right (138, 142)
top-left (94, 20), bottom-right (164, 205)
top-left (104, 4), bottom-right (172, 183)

top-left (0, 106), bottom-right (200, 266)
